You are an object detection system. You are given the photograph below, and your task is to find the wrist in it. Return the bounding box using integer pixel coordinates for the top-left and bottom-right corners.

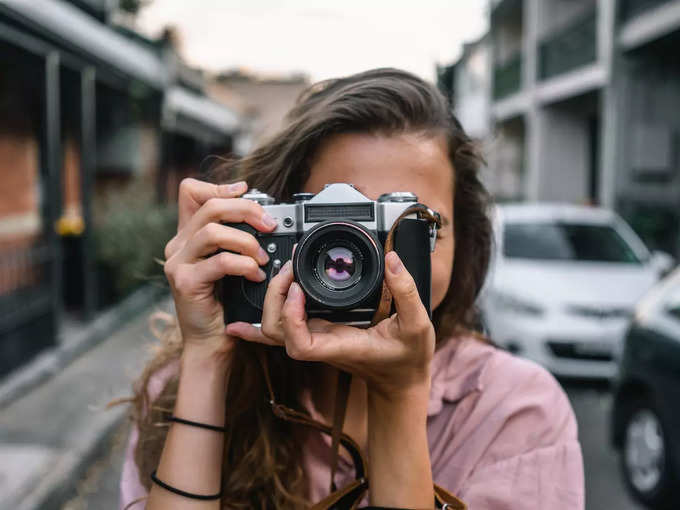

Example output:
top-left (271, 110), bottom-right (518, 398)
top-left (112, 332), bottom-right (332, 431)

top-left (366, 375), bottom-right (433, 507)
top-left (176, 348), bottom-right (231, 427)
top-left (181, 340), bottom-right (234, 374)
top-left (367, 371), bottom-right (431, 409)
top-left (179, 346), bottom-right (232, 398)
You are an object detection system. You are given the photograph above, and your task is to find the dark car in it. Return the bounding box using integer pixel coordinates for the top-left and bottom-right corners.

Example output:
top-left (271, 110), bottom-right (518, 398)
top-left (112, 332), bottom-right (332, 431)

top-left (611, 268), bottom-right (680, 509)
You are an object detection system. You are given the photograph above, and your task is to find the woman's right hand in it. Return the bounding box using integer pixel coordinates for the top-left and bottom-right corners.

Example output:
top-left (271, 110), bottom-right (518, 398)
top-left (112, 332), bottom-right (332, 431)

top-left (163, 178), bottom-right (278, 363)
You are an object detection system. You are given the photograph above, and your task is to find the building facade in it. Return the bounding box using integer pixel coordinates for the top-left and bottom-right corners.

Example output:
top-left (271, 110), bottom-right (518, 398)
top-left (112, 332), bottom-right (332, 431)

top-left (0, 0), bottom-right (241, 376)
top-left (487, 0), bottom-right (680, 256)
top-left (209, 70), bottom-right (310, 154)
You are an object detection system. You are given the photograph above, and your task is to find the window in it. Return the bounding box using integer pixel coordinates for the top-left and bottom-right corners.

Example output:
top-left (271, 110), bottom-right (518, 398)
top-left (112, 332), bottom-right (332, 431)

top-left (503, 222), bottom-right (641, 263)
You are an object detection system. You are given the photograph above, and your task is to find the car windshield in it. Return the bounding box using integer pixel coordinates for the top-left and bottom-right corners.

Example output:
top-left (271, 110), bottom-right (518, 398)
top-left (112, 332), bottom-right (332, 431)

top-left (503, 222), bottom-right (642, 263)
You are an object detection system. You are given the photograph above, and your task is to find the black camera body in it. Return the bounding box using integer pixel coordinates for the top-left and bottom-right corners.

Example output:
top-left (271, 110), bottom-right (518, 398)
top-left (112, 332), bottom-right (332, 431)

top-left (220, 184), bottom-right (439, 326)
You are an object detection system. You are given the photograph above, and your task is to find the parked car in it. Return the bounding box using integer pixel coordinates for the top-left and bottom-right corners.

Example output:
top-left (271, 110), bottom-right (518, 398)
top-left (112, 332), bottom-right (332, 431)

top-left (479, 203), bottom-right (672, 379)
top-left (611, 267), bottom-right (680, 508)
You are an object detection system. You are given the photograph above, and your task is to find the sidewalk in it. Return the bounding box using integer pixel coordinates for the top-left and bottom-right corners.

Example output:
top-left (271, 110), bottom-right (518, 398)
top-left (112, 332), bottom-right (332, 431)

top-left (0, 294), bottom-right (172, 510)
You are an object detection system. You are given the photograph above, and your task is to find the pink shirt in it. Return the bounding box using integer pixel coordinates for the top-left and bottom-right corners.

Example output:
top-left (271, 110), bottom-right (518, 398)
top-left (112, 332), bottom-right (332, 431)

top-left (120, 337), bottom-right (584, 509)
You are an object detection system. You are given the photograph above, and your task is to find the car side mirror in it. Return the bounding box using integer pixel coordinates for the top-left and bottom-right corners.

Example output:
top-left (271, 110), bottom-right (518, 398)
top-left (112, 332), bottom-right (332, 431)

top-left (649, 250), bottom-right (675, 278)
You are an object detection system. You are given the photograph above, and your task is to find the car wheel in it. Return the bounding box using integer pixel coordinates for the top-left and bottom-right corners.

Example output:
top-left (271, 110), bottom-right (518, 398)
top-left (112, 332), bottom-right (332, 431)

top-left (619, 398), bottom-right (678, 508)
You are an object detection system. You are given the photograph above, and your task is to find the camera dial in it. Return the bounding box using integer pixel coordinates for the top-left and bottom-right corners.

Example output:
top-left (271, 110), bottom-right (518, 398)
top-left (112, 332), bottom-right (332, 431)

top-left (292, 192), bottom-right (315, 202)
top-left (242, 189), bottom-right (275, 205)
top-left (378, 191), bottom-right (417, 203)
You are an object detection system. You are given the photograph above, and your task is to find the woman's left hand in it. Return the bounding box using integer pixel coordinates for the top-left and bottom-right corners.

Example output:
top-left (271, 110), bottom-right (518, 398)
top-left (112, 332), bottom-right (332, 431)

top-left (225, 251), bottom-right (435, 398)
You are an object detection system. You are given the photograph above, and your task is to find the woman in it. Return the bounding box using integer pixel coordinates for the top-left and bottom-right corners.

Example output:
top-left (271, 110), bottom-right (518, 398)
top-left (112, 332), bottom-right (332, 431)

top-left (120, 68), bottom-right (584, 509)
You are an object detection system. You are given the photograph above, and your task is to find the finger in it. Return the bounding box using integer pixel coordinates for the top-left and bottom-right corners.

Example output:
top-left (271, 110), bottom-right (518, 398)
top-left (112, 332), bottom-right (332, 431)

top-left (186, 197), bottom-right (277, 241)
top-left (383, 251), bottom-right (429, 330)
top-left (192, 251), bottom-right (266, 285)
top-left (260, 260), bottom-right (294, 340)
top-left (181, 223), bottom-right (269, 264)
top-left (279, 282), bottom-right (314, 360)
top-left (225, 322), bottom-right (281, 346)
top-left (306, 319), bottom-right (369, 363)
top-left (178, 178), bottom-right (247, 231)
top-left (280, 285), bottom-right (369, 364)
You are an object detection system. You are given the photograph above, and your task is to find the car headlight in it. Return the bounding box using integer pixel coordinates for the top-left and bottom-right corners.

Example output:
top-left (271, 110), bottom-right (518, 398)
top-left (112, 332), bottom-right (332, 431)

top-left (494, 292), bottom-right (545, 316)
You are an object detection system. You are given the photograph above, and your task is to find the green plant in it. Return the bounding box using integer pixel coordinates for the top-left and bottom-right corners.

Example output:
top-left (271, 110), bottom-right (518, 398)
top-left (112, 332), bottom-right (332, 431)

top-left (93, 183), bottom-right (176, 303)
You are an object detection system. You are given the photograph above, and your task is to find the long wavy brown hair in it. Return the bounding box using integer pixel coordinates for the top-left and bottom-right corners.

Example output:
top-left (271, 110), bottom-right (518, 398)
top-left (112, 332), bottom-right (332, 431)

top-left (125, 68), bottom-right (492, 509)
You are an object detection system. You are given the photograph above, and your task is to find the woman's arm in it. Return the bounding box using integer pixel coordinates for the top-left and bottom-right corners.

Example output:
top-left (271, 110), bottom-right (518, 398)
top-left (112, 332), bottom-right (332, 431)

top-left (146, 347), bottom-right (231, 510)
top-left (367, 383), bottom-right (434, 508)
top-left (145, 177), bottom-right (274, 508)
top-left (228, 251), bottom-right (437, 508)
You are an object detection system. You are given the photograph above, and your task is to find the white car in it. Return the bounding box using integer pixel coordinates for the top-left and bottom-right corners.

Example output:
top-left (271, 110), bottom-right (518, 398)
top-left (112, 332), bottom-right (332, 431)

top-left (480, 203), bottom-right (673, 379)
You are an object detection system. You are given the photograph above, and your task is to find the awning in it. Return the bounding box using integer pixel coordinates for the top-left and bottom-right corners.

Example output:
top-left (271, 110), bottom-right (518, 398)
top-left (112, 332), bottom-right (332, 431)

top-left (1, 0), bottom-right (167, 88)
top-left (619, 1), bottom-right (680, 50)
top-left (164, 86), bottom-right (240, 138)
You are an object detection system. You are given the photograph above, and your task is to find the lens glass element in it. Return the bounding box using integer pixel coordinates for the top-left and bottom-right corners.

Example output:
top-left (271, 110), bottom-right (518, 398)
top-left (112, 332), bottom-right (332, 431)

top-left (324, 247), bottom-right (355, 282)
top-left (315, 242), bottom-right (363, 291)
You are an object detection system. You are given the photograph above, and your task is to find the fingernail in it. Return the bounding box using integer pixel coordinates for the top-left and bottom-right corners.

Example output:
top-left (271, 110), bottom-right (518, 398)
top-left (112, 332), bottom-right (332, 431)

top-left (386, 251), bottom-right (403, 274)
top-left (257, 247), bottom-right (269, 264)
top-left (280, 260), bottom-right (292, 275)
top-left (228, 181), bottom-right (246, 192)
top-left (262, 213), bottom-right (278, 229)
top-left (257, 269), bottom-right (267, 281)
top-left (287, 282), bottom-right (302, 301)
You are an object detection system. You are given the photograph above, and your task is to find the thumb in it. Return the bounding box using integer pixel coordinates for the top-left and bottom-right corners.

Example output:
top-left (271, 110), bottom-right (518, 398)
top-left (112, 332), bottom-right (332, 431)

top-left (383, 251), bottom-right (428, 329)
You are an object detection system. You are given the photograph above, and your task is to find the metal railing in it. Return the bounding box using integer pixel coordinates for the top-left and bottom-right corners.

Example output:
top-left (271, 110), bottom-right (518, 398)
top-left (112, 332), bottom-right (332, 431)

top-left (0, 242), bottom-right (54, 334)
top-left (493, 53), bottom-right (522, 100)
top-left (538, 9), bottom-right (597, 81)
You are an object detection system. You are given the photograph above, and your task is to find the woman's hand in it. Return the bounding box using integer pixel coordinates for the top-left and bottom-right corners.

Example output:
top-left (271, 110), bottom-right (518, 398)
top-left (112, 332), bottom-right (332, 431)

top-left (163, 178), bottom-right (277, 364)
top-left (226, 251), bottom-right (435, 398)
top-left (227, 250), bottom-right (436, 507)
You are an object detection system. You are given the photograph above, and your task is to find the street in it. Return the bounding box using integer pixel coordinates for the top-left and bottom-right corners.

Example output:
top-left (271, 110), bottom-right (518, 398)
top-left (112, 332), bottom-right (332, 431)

top-left (61, 421), bottom-right (130, 510)
top-left (1, 2), bottom-right (678, 510)
top-left (563, 381), bottom-right (644, 510)
top-left (63, 381), bottom-right (645, 510)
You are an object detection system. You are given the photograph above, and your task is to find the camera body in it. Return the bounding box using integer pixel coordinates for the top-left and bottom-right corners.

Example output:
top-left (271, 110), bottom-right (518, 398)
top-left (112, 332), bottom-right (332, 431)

top-left (220, 183), bottom-right (439, 326)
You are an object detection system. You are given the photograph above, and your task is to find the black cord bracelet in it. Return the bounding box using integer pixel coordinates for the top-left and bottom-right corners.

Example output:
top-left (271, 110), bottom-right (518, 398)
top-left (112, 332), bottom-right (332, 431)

top-left (150, 470), bottom-right (222, 500)
top-left (169, 415), bottom-right (226, 432)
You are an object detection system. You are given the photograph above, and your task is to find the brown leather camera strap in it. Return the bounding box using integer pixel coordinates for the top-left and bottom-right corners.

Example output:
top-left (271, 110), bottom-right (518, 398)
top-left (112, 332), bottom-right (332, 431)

top-left (329, 369), bottom-right (352, 492)
top-left (256, 350), bottom-right (367, 481)
top-left (371, 204), bottom-right (441, 325)
top-left (256, 204), bottom-right (449, 508)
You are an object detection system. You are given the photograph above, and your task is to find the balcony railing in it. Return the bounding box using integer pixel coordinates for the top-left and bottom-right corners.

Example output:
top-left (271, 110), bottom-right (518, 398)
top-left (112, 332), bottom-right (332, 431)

top-left (493, 53), bottom-right (522, 100)
top-left (619, 0), bottom-right (674, 22)
top-left (538, 9), bottom-right (597, 81)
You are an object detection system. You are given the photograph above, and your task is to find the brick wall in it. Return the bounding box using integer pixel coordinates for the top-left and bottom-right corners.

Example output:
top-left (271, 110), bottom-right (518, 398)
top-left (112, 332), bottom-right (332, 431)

top-left (0, 132), bottom-right (43, 294)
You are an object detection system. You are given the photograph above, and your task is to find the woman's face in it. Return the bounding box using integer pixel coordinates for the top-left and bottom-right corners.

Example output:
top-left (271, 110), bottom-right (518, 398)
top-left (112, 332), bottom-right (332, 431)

top-left (303, 132), bottom-right (455, 312)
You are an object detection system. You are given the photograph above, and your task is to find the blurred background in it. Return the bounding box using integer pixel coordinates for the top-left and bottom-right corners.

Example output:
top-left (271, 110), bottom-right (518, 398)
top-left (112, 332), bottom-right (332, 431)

top-left (0, 0), bottom-right (679, 509)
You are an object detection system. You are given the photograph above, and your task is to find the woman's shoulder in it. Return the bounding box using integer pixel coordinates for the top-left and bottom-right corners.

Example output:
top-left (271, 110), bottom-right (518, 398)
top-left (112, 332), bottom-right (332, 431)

top-left (119, 359), bottom-right (180, 510)
top-left (430, 335), bottom-right (578, 451)
top-left (479, 340), bottom-right (576, 436)
top-left (144, 358), bottom-right (180, 401)
top-left (428, 336), bottom-right (584, 507)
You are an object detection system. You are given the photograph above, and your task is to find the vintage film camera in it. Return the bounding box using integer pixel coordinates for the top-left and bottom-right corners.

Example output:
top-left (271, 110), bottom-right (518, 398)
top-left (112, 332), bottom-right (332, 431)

top-left (220, 183), bottom-right (440, 326)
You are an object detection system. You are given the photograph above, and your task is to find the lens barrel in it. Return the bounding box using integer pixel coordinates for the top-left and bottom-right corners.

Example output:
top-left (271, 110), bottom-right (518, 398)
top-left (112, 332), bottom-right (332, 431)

top-left (293, 220), bottom-right (383, 310)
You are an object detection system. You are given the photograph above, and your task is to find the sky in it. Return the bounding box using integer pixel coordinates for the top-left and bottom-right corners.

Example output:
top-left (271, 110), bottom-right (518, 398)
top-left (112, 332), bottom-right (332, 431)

top-left (136, 0), bottom-right (488, 83)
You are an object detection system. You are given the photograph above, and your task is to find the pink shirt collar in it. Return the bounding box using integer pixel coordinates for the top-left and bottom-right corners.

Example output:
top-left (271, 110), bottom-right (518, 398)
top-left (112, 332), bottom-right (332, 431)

top-left (300, 335), bottom-right (493, 421)
top-left (426, 336), bottom-right (494, 416)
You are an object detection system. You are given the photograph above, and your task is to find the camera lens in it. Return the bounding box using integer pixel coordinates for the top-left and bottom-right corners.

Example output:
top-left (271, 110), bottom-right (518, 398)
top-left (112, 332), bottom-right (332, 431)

top-left (294, 221), bottom-right (383, 310)
top-left (316, 244), bottom-right (363, 290)
top-left (324, 247), bottom-right (355, 283)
